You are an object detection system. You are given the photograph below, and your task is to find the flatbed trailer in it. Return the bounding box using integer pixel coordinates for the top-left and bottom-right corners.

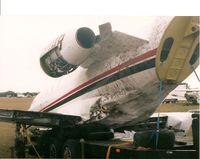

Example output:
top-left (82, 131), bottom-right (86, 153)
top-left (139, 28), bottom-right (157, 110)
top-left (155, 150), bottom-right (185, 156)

top-left (0, 109), bottom-right (199, 159)
top-left (81, 140), bottom-right (198, 159)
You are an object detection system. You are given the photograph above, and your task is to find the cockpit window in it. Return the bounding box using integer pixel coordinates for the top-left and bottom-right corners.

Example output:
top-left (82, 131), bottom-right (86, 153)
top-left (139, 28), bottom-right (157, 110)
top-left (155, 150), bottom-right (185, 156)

top-left (160, 37), bottom-right (174, 62)
top-left (189, 43), bottom-right (199, 65)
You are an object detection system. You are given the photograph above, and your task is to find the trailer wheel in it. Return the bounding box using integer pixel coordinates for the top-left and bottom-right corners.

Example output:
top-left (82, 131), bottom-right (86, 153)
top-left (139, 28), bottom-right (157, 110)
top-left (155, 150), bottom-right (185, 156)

top-left (46, 138), bottom-right (62, 158)
top-left (62, 146), bottom-right (72, 159)
top-left (62, 140), bottom-right (80, 159)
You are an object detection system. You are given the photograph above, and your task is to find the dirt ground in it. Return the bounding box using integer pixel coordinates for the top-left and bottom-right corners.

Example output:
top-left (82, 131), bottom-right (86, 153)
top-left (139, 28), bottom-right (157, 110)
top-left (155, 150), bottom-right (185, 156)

top-left (155, 102), bottom-right (199, 113)
top-left (0, 97), bottom-right (34, 158)
top-left (0, 97), bottom-right (199, 158)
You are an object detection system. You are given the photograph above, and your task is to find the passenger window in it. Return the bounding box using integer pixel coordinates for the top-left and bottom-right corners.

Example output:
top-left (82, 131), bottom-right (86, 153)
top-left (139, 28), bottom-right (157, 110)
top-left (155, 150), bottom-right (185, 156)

top-left (160, 37), bottom-right (174, 62)
top-left (189, 43), bottom-right (199, 65)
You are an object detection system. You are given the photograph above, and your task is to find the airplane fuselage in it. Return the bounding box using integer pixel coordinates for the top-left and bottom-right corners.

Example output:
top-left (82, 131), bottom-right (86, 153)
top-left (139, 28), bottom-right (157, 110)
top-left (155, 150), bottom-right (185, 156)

top-left (30, 41), bottom-right (175, 128)
top-left (29, 16), bottom-right (199, 128)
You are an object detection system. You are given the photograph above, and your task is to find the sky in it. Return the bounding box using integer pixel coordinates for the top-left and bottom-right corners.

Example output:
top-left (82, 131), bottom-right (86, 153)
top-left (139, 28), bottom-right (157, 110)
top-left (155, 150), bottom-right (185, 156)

top-left (0, 1), bottom-right (199, 92)
top-left (0, 16), bottom-right (156, 92)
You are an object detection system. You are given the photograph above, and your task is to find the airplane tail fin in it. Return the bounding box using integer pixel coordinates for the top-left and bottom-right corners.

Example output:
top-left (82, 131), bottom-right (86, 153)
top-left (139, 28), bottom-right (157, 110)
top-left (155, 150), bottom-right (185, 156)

top-left (156, 16), bottom-right (199, 83)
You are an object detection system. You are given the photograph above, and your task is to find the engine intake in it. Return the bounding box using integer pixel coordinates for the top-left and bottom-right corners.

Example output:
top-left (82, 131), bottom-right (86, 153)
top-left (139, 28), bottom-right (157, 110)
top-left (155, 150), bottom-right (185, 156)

top-left (40, 27), bottom-right (96, 78)
top-left (76, 27), bottom-right (96, 48)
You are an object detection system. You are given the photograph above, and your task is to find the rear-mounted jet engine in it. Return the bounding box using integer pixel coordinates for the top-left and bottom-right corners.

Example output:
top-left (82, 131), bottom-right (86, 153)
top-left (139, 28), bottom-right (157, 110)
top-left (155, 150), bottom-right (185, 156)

top-left (40, 27), bottom-right (96, 77)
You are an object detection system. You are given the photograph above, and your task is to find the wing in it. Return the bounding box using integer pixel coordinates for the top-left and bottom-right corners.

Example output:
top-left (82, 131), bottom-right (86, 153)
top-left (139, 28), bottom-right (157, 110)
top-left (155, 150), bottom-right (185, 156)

top-left (82, 23), bottom-right (148, 67)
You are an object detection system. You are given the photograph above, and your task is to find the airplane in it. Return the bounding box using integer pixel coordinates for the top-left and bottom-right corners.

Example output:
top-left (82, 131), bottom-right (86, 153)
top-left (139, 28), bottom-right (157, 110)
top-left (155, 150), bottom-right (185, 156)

top-left (172, 89), bottom-right (200, 105)
top-left (167, 82), bottom-right (200, 104)
top-left (163, 83), bottom-right (200, 104)
top-left (28, 16), bottom-right (199, 129)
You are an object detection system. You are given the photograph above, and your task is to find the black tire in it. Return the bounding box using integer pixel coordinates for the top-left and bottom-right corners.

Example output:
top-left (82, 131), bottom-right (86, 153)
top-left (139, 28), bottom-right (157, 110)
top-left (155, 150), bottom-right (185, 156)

top-left (61, 139), bottom-right (81, 159)
top-left (134, 129), bottom-right (175, 149)
top-left (45, 138), bottom-right (62, 158)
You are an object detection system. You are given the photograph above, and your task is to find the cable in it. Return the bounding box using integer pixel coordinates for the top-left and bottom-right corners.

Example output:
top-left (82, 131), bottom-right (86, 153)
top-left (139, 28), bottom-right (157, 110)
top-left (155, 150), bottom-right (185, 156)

top-left (156, 80), bottom-right (163, 149)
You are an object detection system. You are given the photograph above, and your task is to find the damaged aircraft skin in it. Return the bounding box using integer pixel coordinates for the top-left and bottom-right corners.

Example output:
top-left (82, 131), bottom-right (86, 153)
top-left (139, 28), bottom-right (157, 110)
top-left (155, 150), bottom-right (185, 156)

top-left (29, 16), bottom-right (199, 128)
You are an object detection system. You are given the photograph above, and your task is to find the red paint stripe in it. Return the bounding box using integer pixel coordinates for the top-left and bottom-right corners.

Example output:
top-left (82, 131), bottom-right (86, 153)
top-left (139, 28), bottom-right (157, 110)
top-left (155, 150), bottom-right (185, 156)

top-left (40, 48), bottom-right (157, 112)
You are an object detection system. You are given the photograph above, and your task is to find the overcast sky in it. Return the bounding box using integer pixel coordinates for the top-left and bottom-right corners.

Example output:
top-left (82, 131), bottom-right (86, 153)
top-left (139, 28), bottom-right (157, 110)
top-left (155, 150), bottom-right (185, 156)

top-left (0, 16), bottom-right (155, 92)
top-left (0, 1), bottom-right (199, 92)
top-left (0, 16), bottom-right (199, 92)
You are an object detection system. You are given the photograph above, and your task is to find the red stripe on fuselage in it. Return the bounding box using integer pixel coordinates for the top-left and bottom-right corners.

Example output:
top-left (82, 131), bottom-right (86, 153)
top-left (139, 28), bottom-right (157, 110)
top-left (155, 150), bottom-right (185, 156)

top-left (40, 48), bottom-right (157, 112)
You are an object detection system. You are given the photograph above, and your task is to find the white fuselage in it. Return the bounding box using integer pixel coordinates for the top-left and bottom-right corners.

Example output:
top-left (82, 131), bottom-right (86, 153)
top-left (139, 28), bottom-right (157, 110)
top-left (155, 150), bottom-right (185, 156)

top-left (29, 17), bottom-right (178, 128)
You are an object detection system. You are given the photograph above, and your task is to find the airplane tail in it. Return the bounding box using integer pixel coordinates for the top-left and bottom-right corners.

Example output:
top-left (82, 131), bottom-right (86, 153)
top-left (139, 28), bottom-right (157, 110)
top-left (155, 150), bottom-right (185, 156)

top-left (156, 16), bottom-right (199, 83)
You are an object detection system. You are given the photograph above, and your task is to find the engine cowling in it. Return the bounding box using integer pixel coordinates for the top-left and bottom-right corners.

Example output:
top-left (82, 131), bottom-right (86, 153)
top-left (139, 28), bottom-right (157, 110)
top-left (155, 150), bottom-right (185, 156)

top-left (40, 27), bottom-right (96, 78)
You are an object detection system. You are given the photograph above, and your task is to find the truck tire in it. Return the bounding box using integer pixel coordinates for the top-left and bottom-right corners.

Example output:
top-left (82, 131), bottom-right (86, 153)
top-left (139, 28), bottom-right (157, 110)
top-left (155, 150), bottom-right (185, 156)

top-left (46, 138), bottom-right (62, 158)
top-left (61, 139), bottom-right (80, 159)
top-left (134, 129), bottom-right (175, 149)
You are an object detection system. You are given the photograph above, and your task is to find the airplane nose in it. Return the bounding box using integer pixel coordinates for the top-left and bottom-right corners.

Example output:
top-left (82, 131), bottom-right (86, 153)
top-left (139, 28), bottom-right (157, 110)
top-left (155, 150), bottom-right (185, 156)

top-left (156, 16), bottom-right (199, 83)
